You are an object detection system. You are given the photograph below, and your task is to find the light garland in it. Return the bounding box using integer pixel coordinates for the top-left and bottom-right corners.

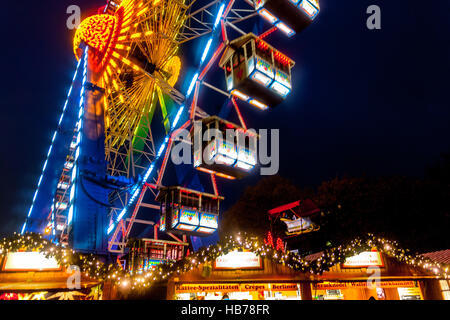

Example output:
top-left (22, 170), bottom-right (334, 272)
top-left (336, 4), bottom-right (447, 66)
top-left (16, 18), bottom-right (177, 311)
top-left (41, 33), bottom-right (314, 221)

top-left (1, 233), bottom-right (448, 292)
top-left (113, 233), bottom-right (450, 291)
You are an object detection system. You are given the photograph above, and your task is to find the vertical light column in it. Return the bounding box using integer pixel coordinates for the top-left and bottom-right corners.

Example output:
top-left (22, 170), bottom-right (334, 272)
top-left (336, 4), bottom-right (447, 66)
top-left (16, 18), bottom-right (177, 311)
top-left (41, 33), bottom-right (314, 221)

top-left (21, 55), bottom-right (84, 234)
top-left (67, 47), bottom-right (89, 226)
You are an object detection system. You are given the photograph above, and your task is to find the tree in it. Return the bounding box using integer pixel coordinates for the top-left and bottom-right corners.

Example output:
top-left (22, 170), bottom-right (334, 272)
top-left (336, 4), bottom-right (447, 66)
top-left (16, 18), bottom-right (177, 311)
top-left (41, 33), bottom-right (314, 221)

top-left (219, 154), bottom-right (450, 253)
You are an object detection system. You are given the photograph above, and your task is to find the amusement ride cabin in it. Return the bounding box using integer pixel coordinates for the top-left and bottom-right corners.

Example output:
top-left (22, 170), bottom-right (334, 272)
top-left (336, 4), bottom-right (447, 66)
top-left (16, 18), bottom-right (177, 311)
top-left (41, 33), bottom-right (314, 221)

top-left (157, 186), bottom-right (223, 237)
top-left (193, 116), bottom-right (258, 180)
top-left (254, 0), bottom-right (320, 36)
top-left (219, 33), bottom-right (295, 110)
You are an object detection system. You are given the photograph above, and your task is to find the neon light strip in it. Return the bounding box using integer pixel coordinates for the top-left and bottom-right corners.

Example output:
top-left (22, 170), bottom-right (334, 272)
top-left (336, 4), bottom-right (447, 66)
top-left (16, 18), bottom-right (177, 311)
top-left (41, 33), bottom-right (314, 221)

top-left (186, 73), bottom-right (199, 98)
top-left (214, 3), bottom-right (226, 28)
top-left (67, 47), bottom-right (89, 226)
top-left (107, 1), bottom-right (232, 237)
top-left (156, 138), bottom-right (173, 185)
top-left (200, 37), bottom-right (213, 64)
top-left (21, 53), bottom-right (84, 235)
top-left (189, 82), bottom-right (199, 119)
top-left (211, 174), bottom-right (218, 196)
top-left (199, 42), bottom-right (225, 81)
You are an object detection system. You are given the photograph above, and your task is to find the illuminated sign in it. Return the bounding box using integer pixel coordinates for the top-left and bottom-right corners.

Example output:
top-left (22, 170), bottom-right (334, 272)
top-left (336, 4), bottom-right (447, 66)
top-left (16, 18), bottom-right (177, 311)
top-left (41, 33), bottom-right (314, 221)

top-left (213, 251), bottom-right (263, 270)
top-left (255, 58), bottom-right (274, 79)
top-left (199, 213), bottom-right (219, 230)
top-left (2, 252), bottom-right (60, 272)
top-left (175, 282), bottom-right (300, 293)
top-left (171, 208), bottom-right (200, 232)
top-left (283, 217), bottom-right (312, 233)
top-left (314, 281), bottom-right (415, 290)
top-left (398, 287), bottom-right (423, 300)
top-left (342, 251), bottom-right (384, 268)
top-left (171, 208), bottom-right (218, 234)
top-left (179, 209), bottom-right (200, 225)
top-left (275, 70), bottom-right (291, 89)
top-left (175, 283), bottom-right (240, 293)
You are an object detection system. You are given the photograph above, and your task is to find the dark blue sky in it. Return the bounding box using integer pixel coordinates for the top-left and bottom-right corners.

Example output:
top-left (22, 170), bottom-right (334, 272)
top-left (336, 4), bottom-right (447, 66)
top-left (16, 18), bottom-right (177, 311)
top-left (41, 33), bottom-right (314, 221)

top-left (0, 0), bottom-right (449, 236)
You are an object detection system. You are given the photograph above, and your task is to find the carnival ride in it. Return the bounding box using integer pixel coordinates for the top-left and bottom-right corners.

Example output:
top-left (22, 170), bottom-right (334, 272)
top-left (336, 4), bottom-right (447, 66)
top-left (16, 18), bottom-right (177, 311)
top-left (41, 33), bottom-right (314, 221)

top-left (20, 0), bottom-right (320, 269)
top-left (268, 199), bottom-right (321, 237)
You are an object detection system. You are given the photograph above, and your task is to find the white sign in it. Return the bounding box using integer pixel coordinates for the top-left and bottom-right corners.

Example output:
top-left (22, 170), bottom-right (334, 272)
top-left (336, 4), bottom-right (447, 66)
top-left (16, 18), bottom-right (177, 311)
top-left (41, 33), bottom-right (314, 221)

top-left (398, 287), bottom-right (423, 300)
top-left (214, 251), bottom-right (262, 270)
top-left (2, 252), bottom-right (60, 271)
top-left (342, 251), bottom-right (384, 268)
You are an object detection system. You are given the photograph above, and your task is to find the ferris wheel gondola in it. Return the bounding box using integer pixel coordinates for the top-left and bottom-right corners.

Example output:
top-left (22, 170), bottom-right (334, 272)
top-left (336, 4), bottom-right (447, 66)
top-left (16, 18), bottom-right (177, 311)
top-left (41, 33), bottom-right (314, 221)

top-left (192, 116), bottom-right (258, 179)
top-left (254, 0), bottom-right (320, 37)
top-left (219, 33), bottom-right (295, 109)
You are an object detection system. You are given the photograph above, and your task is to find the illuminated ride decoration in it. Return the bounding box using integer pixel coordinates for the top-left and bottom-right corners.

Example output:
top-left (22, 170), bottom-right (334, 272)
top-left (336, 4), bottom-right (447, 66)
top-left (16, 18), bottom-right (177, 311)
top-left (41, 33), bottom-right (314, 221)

top-left (73, 13), bottom-right (123, 73)
top-left (219, 33), bottom-right (295, 110)
top-left (268, 199), bottom-right (320, 237)
top-left (193, 116), bottom-right (258, 179)
top-left (157, 186), bottom-right (223, 236)
top-left (254, 0), bottom-right (320, 36)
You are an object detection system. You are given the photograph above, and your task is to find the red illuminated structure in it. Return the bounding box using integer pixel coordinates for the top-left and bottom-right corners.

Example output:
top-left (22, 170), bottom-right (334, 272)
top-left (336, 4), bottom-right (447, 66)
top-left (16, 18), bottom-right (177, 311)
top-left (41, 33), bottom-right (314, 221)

top-left (73, 11), bottom-right (123, 73)
top-left (268, 199), bottom-right (320, 237)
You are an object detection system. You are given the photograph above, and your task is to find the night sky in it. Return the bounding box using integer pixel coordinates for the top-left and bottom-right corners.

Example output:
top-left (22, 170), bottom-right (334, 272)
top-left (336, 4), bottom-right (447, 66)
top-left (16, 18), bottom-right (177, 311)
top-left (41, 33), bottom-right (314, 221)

top-left (0, 0), bottom-right (449, 236)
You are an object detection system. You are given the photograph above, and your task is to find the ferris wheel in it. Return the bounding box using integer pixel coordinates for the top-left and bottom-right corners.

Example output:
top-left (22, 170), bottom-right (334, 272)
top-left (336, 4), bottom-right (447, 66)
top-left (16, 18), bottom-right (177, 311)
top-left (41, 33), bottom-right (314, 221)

top-left (20, 0), bottom-right (320, 256)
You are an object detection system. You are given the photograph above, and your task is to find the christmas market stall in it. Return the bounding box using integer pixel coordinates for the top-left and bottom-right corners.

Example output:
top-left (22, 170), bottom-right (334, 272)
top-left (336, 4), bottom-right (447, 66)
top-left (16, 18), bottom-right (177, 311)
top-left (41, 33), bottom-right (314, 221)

top-left (161, 235), bottom-right (449, 300)
top-left (0, 233), bottom-right (111, 300)
top-left (305, 250), bottom-right (445, 300)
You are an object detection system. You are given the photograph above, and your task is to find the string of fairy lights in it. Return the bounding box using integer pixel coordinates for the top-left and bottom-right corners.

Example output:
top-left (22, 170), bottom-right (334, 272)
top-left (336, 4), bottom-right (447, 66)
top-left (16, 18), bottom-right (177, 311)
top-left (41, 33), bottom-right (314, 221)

top-left (1, 233), bottom-right (448, 291)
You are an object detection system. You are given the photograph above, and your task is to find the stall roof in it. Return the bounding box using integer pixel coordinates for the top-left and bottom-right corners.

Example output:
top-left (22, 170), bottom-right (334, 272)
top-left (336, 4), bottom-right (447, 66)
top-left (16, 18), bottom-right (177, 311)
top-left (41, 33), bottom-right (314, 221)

top-left (422, 249), bottom-right (450, 265)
